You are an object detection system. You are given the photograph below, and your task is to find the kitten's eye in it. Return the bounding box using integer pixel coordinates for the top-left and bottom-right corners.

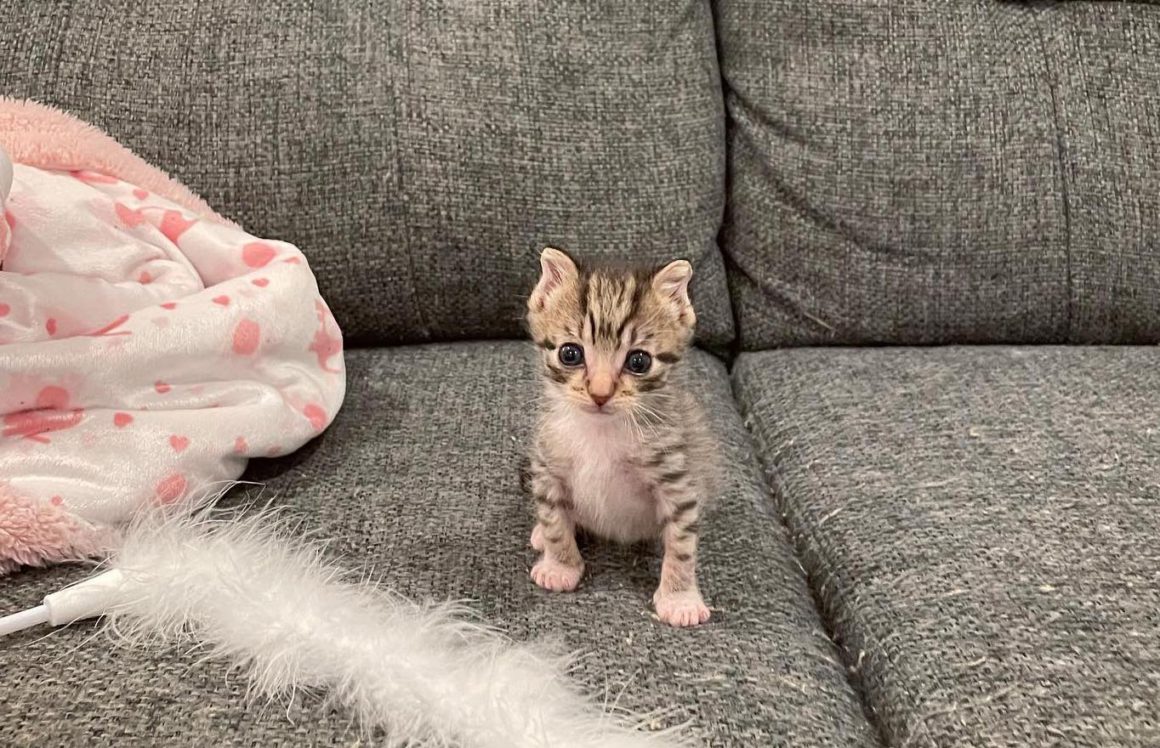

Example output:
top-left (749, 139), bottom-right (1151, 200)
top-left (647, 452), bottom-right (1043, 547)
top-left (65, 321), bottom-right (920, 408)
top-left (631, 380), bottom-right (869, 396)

top-left (558, 343), bottom-right (584, 367)
top-left (625, 350), bottom-right (652, 375)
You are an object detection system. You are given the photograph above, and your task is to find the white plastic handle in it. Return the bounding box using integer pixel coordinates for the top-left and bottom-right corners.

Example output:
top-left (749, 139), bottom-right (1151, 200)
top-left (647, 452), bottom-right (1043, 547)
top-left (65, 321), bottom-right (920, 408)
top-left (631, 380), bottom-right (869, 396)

top-left (0, 569), bottom-right (126, 638)
top-left (44, 569), bottom-right (126, 625)
top-left (0, 604), bottom-right (49, 637)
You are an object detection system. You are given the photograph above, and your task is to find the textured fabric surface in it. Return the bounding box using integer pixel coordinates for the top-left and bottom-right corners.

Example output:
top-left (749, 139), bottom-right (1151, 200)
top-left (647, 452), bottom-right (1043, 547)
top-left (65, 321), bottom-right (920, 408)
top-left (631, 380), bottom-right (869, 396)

top-left (733, 346), bottom-right (1160, 746)
top-left (0, 1), bottom-right (732, 348)
top-left (717, 0), bottom-right (1160, 347)
top-left (1043, 2), bottom-right (1160, 342)
top-left (0, 343), bottom-right (876, 747)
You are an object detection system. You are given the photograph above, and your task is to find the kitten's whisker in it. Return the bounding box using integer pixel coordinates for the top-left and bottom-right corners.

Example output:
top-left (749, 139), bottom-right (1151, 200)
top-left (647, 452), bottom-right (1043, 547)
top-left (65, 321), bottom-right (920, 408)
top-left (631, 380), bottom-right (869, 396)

top-left (628, 406), bottom-right (661, 441)
top-left (625, 408), bottom-right (646, 443)
top-left (631, 403), bottom-right (658, 441)
top-left (634, 406), bottom-right (661, 433)
top-left (632, 400), bottom-right (668, 432)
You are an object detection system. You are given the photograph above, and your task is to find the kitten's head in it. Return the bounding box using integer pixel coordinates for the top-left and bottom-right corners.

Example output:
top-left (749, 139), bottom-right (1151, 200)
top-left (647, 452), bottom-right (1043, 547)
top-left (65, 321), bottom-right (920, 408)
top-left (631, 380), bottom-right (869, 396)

top-left (526, 247), bottom-right (695, 416)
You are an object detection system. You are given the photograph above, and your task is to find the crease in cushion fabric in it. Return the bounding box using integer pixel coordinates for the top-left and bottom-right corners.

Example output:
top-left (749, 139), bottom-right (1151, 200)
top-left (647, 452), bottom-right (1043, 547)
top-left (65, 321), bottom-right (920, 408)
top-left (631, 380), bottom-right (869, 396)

top-left (1037, 2), bottom-right (1160, 342)
top-left (0, 0), bottom-right (733, 349)
top-left (717, 0), bottom-right (1160, 347)
top-left (0, 343), bottom-right (878, 747)
top-left (733, 346), bottom-right (1160, 747)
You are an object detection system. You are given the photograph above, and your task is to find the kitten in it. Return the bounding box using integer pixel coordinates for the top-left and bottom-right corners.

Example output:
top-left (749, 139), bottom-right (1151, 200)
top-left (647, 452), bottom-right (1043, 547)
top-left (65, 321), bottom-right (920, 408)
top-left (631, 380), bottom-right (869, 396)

top-left (524, 247), bottom-right (718, 628)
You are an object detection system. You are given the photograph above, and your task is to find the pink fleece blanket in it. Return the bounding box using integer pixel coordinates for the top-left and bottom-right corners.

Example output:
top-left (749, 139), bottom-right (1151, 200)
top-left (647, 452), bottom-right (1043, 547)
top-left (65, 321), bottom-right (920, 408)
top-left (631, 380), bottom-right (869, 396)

top-left (0, 100), bottom-right (346, 574)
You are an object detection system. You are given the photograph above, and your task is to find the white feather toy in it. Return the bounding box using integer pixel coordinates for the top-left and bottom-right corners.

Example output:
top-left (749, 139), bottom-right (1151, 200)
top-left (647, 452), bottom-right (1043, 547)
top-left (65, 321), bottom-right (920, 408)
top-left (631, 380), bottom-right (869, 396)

top-left (0, 503), bottom-right (687, 748)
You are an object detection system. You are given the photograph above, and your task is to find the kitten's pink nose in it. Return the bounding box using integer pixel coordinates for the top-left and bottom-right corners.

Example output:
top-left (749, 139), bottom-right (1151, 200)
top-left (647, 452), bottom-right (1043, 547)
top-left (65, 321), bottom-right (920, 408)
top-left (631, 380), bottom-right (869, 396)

top-left (587, 369), bottom-right (615, 408)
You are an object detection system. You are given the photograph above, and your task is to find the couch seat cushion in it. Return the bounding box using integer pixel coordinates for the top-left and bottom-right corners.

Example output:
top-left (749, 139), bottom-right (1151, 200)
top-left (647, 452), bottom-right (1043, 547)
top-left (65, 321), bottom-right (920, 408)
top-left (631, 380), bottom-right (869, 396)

top-left (734, 346), bottom-right (1160, 746)
top-left (0, 343), bottom-right (875, 746)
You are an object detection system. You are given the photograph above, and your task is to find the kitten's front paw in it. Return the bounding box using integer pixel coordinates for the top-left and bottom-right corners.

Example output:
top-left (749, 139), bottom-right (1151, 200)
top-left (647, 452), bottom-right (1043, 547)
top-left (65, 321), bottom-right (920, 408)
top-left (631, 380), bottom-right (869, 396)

top-left (653, 589), bottom-right (711, 628)
top-left (531, 555), bottom-right (583, 592)
top-left (530, 523), bottom-right (544, 552)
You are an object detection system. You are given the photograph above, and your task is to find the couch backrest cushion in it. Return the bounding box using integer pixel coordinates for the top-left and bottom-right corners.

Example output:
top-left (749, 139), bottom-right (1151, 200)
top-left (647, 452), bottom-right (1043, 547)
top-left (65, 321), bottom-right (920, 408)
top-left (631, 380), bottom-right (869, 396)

top-left (717, 0), bottom-right (1160, 347)
top-left (0, 1), bottom-right (732, 348)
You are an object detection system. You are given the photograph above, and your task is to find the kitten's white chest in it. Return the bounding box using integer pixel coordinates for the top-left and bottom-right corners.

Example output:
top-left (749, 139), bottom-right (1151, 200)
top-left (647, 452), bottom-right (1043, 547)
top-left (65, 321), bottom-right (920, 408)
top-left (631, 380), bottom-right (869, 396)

top-left (562, 415), bottom-right (658, 543)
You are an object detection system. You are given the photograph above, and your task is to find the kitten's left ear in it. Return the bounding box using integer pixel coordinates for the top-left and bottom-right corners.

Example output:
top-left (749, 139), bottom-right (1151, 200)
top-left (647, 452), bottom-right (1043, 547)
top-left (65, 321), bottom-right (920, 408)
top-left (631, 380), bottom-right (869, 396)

top-left (652, 259), bottom-right (696, 327)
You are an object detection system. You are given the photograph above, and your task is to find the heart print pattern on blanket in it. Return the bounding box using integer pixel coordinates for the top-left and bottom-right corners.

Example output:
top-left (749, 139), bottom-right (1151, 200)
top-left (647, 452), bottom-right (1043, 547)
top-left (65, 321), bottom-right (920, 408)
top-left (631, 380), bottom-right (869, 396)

top-left (0, 161), bottom-right (346, 571)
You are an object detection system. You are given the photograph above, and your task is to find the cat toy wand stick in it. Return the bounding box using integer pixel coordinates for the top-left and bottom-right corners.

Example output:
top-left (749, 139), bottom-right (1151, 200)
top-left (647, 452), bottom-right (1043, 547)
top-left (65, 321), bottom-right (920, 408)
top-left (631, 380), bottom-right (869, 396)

top-left (0, 568), bottom-right (123, 636)
top-left (0, 507), bottom-right (686, 748)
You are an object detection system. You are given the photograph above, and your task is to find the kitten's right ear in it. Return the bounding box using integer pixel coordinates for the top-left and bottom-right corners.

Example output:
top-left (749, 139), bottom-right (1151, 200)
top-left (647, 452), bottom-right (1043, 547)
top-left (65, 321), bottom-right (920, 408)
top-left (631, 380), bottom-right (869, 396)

top-left (530, 247), bottom-right (578, 311)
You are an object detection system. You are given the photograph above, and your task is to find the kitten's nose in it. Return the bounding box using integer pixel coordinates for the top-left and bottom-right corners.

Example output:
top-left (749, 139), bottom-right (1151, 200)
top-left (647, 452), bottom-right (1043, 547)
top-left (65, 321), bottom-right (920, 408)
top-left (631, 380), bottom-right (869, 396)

top-left (587, 369), bottom-right (615, 409)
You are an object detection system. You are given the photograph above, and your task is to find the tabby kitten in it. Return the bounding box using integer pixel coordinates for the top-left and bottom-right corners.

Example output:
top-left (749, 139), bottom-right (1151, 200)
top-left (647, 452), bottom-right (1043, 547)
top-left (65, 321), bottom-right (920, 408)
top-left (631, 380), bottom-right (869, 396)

top-left (524, 247), bottom-right (717, 628)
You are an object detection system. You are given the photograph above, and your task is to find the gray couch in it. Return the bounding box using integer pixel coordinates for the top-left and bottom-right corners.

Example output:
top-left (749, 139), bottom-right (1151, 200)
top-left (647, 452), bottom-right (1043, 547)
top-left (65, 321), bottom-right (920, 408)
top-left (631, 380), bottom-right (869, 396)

top-left (2, 1), bottom-right (1159, 745)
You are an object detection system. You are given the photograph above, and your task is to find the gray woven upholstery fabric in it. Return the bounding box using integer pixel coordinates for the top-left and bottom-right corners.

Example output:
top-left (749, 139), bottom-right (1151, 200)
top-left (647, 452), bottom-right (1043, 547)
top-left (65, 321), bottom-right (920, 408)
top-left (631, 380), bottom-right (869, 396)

top-left (717, 0), bottom-right (1160, 348)
top-left (0, 344), bottom-right (876, 747)
top-left (0, 1), bottom-right (733, 349)
top-left (1043, 2), bottom-right (1160, 342)
top-left (733, 346), bottom-right (1160, 746)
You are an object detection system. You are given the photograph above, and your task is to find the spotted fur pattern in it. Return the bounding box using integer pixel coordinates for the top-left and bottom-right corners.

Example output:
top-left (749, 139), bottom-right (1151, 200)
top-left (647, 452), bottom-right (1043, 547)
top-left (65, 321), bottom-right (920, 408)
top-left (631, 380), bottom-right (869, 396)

top-left (524, 247), bottom-right (719, 627)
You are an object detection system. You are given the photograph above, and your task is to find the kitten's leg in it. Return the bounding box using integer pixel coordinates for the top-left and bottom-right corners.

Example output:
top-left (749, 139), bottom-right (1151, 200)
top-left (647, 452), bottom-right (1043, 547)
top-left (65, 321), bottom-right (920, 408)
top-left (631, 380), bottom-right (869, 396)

top-left (529, 465), bottom-right (584, 592)
top-left (653, 494), bottom-right (710, 627)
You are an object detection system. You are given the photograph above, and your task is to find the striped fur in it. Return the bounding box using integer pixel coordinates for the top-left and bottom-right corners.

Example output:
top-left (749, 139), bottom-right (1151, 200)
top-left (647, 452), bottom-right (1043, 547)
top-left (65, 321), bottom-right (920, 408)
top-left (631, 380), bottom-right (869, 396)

top-left (524, 248), bottom-right (719, 628)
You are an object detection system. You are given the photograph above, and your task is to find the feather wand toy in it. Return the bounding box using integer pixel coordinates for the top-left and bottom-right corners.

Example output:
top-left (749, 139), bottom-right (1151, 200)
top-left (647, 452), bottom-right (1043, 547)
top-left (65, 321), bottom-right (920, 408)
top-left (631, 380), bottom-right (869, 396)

top-left (0, 505), bottom-right (687, 748)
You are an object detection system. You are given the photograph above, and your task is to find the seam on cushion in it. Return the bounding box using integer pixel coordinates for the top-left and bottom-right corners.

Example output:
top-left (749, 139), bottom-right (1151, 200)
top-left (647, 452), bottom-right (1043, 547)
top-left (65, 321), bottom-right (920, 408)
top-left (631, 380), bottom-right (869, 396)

top-left (730, 367), bottom-right (891, 747)
top-left (705, 0), bottom-right (743, 367)
top-left (696, 0), bottom-right (742, 364)
top-left (394, 0), bottom-right (432, 343)
top-left (1033, 10), bottom-right (1075, 342)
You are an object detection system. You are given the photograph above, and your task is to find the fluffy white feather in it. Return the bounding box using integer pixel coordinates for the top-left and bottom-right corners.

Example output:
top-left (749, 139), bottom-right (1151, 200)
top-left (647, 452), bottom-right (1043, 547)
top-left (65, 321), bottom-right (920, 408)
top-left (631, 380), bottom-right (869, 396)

top-left (97, 504), bottom-right (688, 748)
